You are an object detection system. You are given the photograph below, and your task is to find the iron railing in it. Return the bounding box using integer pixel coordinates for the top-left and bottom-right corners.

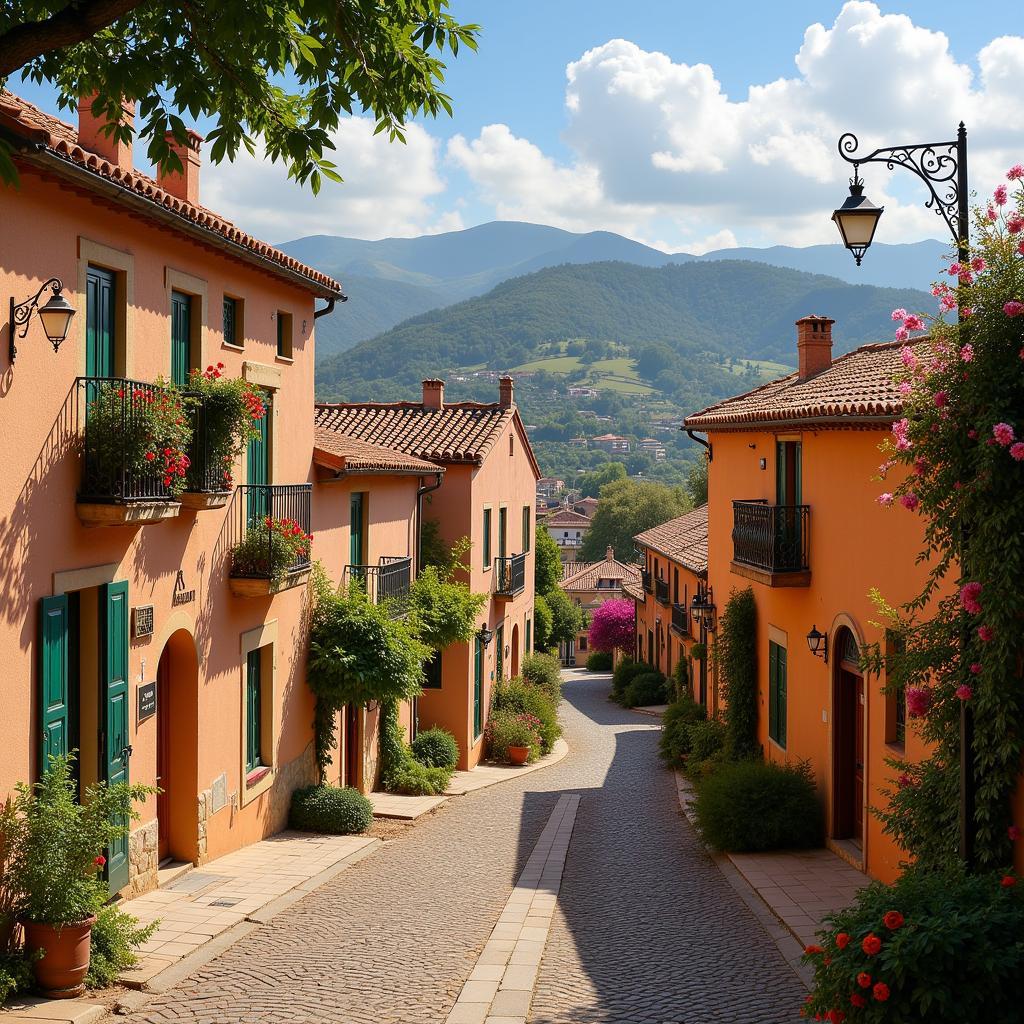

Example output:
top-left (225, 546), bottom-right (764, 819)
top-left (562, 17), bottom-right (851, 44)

top-left (732, 500), bottom-right (810, 574)
top-left (230, 484), bottom-right (312, 579)
top-left (76, 376), bottom-right (198, 503)
top-left (346, 556), bottom-right (413, 610)
top-left (641, 569), bottom-right (653, 594)
top-left (671, 603), bottom-right (690, 635)
top-left (655, 577), bottom-right (670, 605)
top-left (494, 553), bottom-right (527, 597)
top-left (186, 398), bottom-right (228, 493)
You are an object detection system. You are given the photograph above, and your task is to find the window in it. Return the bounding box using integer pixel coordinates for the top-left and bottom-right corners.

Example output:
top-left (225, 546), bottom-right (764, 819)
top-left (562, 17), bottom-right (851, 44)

top-left (85, 265), bottom-right (117, 378)
top-left (509, 434), bottom-right (514, 456)
top-left (522, 507), bottom-right (531, 552)
top-left (350, 493), bottom-right (366, 567)
top-left (276, 310), bottom-right (293, 359)
top-left (498, 507), bottom-right (508, 560)
top-left (223, 296), bottom-right (242, 347)
top-left (579, 635), bottom-right (587, 651)
top-left (245, 650), bottom-right (264, 774)
top-left (170, 290), bottom-right (192, 386)
top-left (423, 651), bottom-right (442, 690)
top-left (525, 617), bottom-right (532, 654)
top-left (776, 439), bottom-right (803, 505)
top-left (482, 508), bottom-right (492, 569)
top-left (768, 640), bottom-right (787, 748)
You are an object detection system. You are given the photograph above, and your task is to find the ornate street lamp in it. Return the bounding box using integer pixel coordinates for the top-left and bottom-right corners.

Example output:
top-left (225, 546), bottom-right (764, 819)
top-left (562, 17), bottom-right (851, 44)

top-left (9, 278), bottom-right (76, 362)
top-left (806, 625), bottom-right (828, 661)
top-left (831, 175), bottom-right (884, 265)
top-left (477, 625), bottom-right (493, 649)
top-left (690, 587), bottom-right (716, 633)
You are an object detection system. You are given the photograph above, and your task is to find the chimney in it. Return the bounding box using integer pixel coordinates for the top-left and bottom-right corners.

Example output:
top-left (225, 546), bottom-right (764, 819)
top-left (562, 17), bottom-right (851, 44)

top-left (499, 375), bottom-right (514, 408)
top-left (77, 94), bottom-right (134, 168)
top-left (422, 378), bottom-right (445, 411)
top-left (606, 545), bottom-right (615, 560)
top-left (795, 315), bottom-right (835, 381)
top-left (157, 129), bottom-right (204, 205)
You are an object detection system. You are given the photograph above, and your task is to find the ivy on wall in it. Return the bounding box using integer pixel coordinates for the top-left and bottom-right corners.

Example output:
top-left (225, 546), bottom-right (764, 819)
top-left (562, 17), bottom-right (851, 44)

top-left (717, 587), bottom-right (758, 760)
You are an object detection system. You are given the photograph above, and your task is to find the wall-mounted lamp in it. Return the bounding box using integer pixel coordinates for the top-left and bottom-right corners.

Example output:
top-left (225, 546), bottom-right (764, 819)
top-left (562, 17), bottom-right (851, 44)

top-left (806, 624), bottom-right (828, 661)
top-left (690, 586), bottom-right (717, 632)
top-left (477, 625), bottom-right (494, 649)
top-left (9, 278), bottom-right (76, 362)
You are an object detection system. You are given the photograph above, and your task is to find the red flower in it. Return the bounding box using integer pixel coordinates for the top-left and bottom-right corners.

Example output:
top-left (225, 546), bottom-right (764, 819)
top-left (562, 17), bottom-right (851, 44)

top-left (1001, 875), bottom-right (1017, 887)
top-left (805, 944), bottom-right (824, 956)
top-left (145, 451), bottom-right (156, 462)
top-left (94, 855), bottom-right (106, 867)
top-left (873, 982), bottom-right (890, 1002)
top-left (850, 994), bottom-right (866, 1009)
top-left (882, 911), bottom-right (904, 930)
top-left (835, 932), bottom-right (850, 950)
top-left (862, 934), bottom-right (882, 956)
top-left (857, 972), bottom-right (872, 989)
top-left (825, 1011), bottom-right (846, 1024)
top-left (1010, 825), bottom-right (1021, 841)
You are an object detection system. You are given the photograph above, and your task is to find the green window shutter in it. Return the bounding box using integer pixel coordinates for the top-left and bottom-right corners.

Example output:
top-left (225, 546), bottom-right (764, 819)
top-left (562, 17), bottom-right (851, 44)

top-left (349, 493), bottom-right (365, 567)
top-left (522, 507), bottom-right (531, 552)
top-left (246, 395), bottom-right (270, 523)
top-left (769, 641), bottom-right (788, 748)
top-left (499, 508), bottom-right (507, 560)
top-left (170, 291), bottom-right (190, 387)
top-left (39, 595), bottom-right (70, 774)
top-left (101, 581), bottom-right (130, 895)
top-left (496, 624), bottom-right (504, 682)
top-left (482, 509), bottom-right (492, 569)
top-left (473, 638), bottom-right (483, 737)
top-left (775, 442), bottom-right (787, 506)
top-left (525, 618), bottom-right (532, 654)
top-left (778, 644), bottom-right (787, 747)
top-left (793, 442), bottom-right (803, 505)
top-left (246, 651), bottom-right (262, 773)
top-left (86, 266), bottom-right (116, 379)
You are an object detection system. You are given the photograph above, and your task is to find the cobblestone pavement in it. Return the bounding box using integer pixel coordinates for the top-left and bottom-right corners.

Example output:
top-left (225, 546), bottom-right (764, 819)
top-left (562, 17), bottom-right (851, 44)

top-left (132, 671), bottom-right (804, 1024)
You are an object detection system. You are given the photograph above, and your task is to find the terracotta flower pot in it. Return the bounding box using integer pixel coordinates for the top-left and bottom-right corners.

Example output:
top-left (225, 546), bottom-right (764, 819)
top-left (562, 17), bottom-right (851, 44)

top-left (507, 745), bottom-right (530, 766)
top-left (21, 915), bottom-right (96, 998)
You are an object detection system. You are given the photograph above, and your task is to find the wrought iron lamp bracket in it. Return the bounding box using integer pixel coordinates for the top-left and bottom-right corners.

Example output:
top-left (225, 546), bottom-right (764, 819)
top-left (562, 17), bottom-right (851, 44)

top-left (9, 277), bottom-right (63, 362)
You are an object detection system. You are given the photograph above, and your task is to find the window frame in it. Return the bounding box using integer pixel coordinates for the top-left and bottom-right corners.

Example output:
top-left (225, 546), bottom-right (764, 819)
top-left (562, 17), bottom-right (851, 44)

top-left (482, 507), bottom-right (492, 570)
top-left (276, 310), bottom-right (294, 360)
top-left (222, 295), bottom-right (244, 348)
top-left (768, 639), bottom-right (788, 748)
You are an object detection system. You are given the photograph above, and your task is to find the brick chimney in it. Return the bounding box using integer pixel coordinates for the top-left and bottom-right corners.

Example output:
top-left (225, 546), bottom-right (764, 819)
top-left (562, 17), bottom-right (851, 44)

top-left (795, 315), bottom-right (835, 381)
top-left (157, 129), bottom-right (204, 205)
top-left (77, 94), bottom-right (134, 168)
top-left (499, 375), bottom-right (515, 408)
top-left (606, 545), bottom-right (615, 560)
top-left (422, 379), bottom-right (445, 411)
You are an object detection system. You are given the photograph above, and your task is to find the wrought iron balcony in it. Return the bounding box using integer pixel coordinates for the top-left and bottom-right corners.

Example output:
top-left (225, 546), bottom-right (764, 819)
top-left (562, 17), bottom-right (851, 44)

top-left (655, 577), bottom-right (670, 605)
top-left (494, 553), bottom-right (527, 598)
top-left (671, 603), bottom-right (690, 636)
top-left (229, 484), bottom-right (312, 595)
top-left (641, 569), bottom-right (653, 594)
top-left (346, 556), bottom-right (413, 612)
top-left (732, 500), bottom-right (810, 576)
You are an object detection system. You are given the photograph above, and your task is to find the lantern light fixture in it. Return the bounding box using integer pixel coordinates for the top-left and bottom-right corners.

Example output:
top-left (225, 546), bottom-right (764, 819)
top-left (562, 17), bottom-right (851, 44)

top-left (9, 278), bottom-right (76, 362)
top-left (806, 624), bottom-right (828, 661)
top-left (831, 175), bottom-right (884, 266)
top-left (477, 625), bottom-right (494, 649)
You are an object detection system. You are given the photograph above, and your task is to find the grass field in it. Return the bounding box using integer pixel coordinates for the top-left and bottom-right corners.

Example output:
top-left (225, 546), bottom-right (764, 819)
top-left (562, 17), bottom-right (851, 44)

top-left (724, 358), bottom-right (792, 379)
top-left (510, 355), bottom-right (584, 373)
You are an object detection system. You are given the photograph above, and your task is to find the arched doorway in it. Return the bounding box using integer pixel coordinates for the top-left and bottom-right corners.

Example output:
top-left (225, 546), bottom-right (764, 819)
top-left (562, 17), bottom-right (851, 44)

top-left (831, 626), bottom-right (865, 844)
top-left (156, 629), bottom-right (200, 863)
top-left (510, 624), bottom-right (520, 678)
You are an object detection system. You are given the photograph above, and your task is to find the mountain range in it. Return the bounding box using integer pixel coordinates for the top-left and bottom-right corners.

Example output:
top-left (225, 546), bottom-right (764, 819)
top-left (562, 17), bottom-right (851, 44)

top-left (279, 221), bottom-right (948, 356)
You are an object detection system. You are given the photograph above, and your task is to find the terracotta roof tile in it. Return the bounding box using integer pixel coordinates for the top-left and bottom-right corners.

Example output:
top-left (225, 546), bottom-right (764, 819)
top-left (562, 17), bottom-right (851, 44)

top-left (634, 505), bottom-right (709, 575)
top-left (561, 556), bottom-right (641, 592)
top-left (622, 579), bottom-right (646, 602)
top-left (0, 91), bottom-right (342, 298)
top-left (543, 508), bottom-right (592, 527)
top-left (684, 340), bottom-right (918, 430)
top-left (313, 430), bottom-right (444, 476)
top-left (561, 561), bottom-right (589, 580)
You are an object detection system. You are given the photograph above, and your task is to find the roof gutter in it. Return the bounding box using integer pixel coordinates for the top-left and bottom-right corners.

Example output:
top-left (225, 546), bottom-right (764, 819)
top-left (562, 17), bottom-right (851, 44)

top-left (315, 295), bottom-right (346, 319)
top-left (685, 428), bottom-right (712, 463)
top-left (685, 414), bottom-right (898, 432)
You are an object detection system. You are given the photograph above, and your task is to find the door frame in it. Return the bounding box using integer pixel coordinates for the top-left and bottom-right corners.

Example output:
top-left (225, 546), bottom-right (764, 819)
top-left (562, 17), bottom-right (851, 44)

top-left (830, 625), bottom-right (865, 844)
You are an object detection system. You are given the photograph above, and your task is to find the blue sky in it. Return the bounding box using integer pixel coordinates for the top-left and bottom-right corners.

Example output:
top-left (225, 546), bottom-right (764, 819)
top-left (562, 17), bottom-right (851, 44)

top-left (13, 2), bottom-right (1024, 250)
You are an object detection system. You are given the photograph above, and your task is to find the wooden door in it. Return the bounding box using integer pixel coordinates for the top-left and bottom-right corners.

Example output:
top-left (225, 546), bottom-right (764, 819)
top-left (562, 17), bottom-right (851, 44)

top-left (85, 266), bottom-right (115, 379)
top-left (156, 648), bottom-right (171, 861)
top-left (101, 582), bottom-right (131, 895)
top-left (170, 291), bottom-right (191, 386)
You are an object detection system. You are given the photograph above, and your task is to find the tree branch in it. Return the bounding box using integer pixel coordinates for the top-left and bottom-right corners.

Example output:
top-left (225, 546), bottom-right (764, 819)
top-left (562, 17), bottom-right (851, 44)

top-left (0, 0), bottom-right (143, 78)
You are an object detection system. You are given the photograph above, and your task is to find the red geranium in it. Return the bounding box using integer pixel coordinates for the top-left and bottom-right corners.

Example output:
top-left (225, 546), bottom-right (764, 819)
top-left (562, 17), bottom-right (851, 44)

top-left (94, 855), bottom-right (106, 867)
top-left (861, 934), bottom-right (882, 956)
top-left (857, 972), bottom-right (872, 989)
top-left (1001, 875), bottom-right (1017, 887)
top-left (882, 910), bottom-right (904, 930)
top-left (873, 982), bottom-right (890, 1002)
top-left (805, 944), bottom-right (824, 955)
top-left (834, 932), bottom-right (850, 949)
top-left (850, 994), bottom-right (866, 1009)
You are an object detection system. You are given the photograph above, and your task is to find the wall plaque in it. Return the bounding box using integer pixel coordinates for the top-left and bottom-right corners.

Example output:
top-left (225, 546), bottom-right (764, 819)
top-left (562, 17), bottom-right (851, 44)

top-left (137, 681), bottom-right (157, 723)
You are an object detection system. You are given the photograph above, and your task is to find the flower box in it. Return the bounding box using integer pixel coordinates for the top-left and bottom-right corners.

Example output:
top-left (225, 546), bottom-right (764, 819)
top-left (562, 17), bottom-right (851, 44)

top-left (229, 568), bottom-right (311, 599)
top-left (76, 501), bottom-right (181, 527)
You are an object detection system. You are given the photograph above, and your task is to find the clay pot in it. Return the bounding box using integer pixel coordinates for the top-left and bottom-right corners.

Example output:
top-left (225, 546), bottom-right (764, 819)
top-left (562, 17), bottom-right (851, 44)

top-left (21, 915), bottom-right (95, 998)
top-left (507, 745), bottom-right (530, 766)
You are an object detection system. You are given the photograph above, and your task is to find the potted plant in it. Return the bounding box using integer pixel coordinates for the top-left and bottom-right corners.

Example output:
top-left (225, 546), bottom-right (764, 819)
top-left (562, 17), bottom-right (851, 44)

top-left (230, 515), bottom-right (313, 595)
top-left (690, 642), bottom-right (707, 662)
top-left (486, 711), bottom-right (541, 766)
top-left (7, 755), bottom-right (149, 998)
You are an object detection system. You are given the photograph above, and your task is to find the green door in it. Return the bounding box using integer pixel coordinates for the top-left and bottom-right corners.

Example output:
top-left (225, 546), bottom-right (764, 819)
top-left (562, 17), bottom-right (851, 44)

top-left (246, 394), bottom-right (269, 523)
top-left (245, 651), bottom-right (262, 773)
top-left (170, 291), bottom-right (191, 387)
top-left (496, 623), bottom-right (504, 682)
top-left (39, 596), bottom-right (70, 773)
top-left (85, 266), bottom-right (116, 379)
top-left (473, 637), bottom-right (484, 738)
top-left (350, 493), bottom-right (365, 567)
top-left (101, 582), bottom-right (131, 895)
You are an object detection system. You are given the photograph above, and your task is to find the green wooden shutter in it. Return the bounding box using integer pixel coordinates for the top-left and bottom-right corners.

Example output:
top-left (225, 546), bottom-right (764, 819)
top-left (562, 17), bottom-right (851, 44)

top-left (775, 442), bottom-right (787, 506)
top-left (482, 509), bottom-right (492, 569)
top-left (769, 641), bottom-right (788, 748)
top-left (170, 291), bottom-right (191, 387)
top-left (349, 493), bottom-right (365, 567)
top-left (246, 395), bottom-right (269, 523)
top-left (793, 442), bottom-right (803, 505)
top-left (246, 651), bottom-right (262, 772)
top-left (498, 508), bottom-right (507, 560)
top-left (525, 618), bottom-right (532, 654)
top-left (778, 644), bottom-right (787, 747)
top-left (39, 595), bottom-right (70, 774)
top-left (523, 507), bottom-right (531, 552)
top-left (101, 581), bottom-right (130, 894)
top-left (473, 638), bottom-right (483, 737)
top-left (86, 266), bottom-right (116, 379)
top-left (496, 624), bottom-right (504, 682)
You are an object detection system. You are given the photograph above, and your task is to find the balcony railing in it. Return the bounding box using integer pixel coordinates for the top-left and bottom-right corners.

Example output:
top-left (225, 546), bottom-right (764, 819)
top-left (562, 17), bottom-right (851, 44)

top-left (655, 577), bottom-right (670, 605)
top-left (732, 500), bottom-right (810, 574)
top-left (346, 556), bottom-right (413, 611)
top-left (641, 569), bottom-right (653, 594)
top-left (671, 603), bottom-right (690, 635)
top-left (230, 484), bottom-right (312, 581)
top-left (494, 553), bottom-right (527, 598)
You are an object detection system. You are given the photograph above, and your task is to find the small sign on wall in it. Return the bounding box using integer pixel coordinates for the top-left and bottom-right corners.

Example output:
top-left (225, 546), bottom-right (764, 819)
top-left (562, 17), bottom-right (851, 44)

top-left (137, 681), bottom-right (157, 723)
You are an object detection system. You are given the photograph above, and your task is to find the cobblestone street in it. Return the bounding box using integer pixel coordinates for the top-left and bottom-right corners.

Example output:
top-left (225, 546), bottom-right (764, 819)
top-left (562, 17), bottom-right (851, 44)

top-left (133, 671), bottom-right (805, 1024)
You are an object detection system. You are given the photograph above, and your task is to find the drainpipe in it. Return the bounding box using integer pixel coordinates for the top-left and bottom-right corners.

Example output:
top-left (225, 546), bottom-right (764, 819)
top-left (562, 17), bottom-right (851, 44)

top-left (314, 294), bottom-right (347, 320)
top-left (415, 472), bottom-right (444, 572)
top-left (685, 428), bottom-right (712, 463)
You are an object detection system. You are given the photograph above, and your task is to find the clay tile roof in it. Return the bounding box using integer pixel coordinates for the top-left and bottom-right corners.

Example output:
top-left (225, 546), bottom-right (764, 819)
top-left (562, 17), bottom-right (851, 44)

top-left (561, 561), bottom-right (589, 580)
top-left (684, 339), bottom-right (920, 430)
top-left (543, 508), bottom-right (592, 527)
top-left (622, 578), bottom-right (646, 602)
top-left (634, 505), bottom-right (709, 575)
top-left (0, 90), bottom-right (342, 299)
top-left (561, 556), bottom-right (641, 592)
top-left (313, 430), bottom-right (444, 476)
top-left (314, 400), bottom-right (541, 475)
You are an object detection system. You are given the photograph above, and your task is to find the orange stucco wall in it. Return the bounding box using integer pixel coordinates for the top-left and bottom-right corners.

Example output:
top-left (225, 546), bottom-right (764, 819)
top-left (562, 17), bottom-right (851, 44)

top-left (0, 165), bottom-right (326, 892)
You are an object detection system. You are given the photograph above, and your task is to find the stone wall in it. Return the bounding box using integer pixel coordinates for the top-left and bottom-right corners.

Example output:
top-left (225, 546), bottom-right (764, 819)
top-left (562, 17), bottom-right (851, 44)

top-left (124, 818), bottom-right (159, 898)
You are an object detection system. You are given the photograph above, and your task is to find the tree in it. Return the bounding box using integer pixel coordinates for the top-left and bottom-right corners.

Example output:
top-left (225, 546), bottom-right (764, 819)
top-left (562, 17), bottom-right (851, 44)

top-left (0, 1), bottom-right (478, 187)
top-left (580, 478), bottom-right (690, 561)
top-left (588, 599), bottom-right (635, 653)
top-left (717, 588), bottom-right (757, 759)
top-left (534, 525), bottom-right (562, 597)
top-left (686, 457), bottom-right (708, 507)
top-left (545, 589), bottom-right (585, 649)
top-left (578, 461), bottom-right (626, 499)
top-left (533, 593), bottom-right (554, 652)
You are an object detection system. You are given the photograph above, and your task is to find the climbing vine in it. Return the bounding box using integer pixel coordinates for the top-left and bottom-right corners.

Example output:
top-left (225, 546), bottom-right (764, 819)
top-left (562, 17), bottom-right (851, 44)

top-left (716, 587), bottom-right (758, 759)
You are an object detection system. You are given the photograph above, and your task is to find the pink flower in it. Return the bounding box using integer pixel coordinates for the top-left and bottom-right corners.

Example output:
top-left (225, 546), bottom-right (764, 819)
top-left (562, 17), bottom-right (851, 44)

top-left (1008, 214), bottom-right (1024, 235)
top-left (948, 262), bottom-right (962, 276)
top-left (960, 582), bottom-right (983, 615)
top-left (995, 184), bottom-right (1008, 205)
top-left (956, 685), bottom-right (973, 701)
top-left (878, 492), bottom-right (894, 507)
top-left (1008, 164), bottom-right (1024, 180)
top-left (962, 307), bottom-right (975, 318)
top-left (968, 429), bottom-right (978, 440)
top-left (1004, 301), bottom-right (1024, 317)
top-left (1010, 825), bottom-right (1022, 841)
top-left (906, 687), bottom-right (932, 717)
top-left (903, 314), bottom-right (925, 332)
top-left (891, 308), bottom-right (908, 321)
top-left (900, 493), bottom-right (919, 511)
top-left (898, 381), bottom-right (912, 397)
top-left (894, 326), bottom-right (909, 342)
top-left (987, 206), bottom-right (998, 222)
top-left (897, 773), bottom-right (913, 788)
top-left (993, 422), bottom-right (1016, 447)
top-left (934, 391), bottom-right (948, 408)
top-left (1018, 241), bottom-right (1024, 256)
top-left (971, 256), bottom-right (986, 272)
top-left (978, 625), bottom-right (995, 642)
top-left (900, 348), bottom-right (917, 371)
top-left (970, 663), bottom-right (983, 675)
top-left (1011, 442), bottom-right (1024, 462)
top-left (913, 457), bottom-right (927, 476)
top-left (960, 343), bottom-right (974, 362)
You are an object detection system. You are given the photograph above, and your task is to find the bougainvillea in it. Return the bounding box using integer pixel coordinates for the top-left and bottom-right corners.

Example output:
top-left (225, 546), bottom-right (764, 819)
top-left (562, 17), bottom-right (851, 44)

top-left (587, 598), bottom-right (635, 653)
top-left (865, 168), bottom-right (1024, 872)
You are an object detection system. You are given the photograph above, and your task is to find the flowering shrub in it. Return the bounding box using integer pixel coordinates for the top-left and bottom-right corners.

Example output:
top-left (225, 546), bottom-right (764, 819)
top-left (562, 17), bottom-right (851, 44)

top-left (491, 677), bottom-right (561, 753)
top-left (867, 167), bottom-right (1024, 871)
top-left (587, 598), bottom-right (635, 653)
top-left (186, 364), bottom-right (266, 491)
top-left (231, 515), bottom-right (312, 582)
top-left (485, 709), bottom-right (542, 763)
top-left (802, 867), bottom-right (1024, 1023)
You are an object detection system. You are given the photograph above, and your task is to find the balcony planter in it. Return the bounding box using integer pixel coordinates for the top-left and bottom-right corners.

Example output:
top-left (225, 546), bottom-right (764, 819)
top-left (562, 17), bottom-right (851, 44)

top-left (22, 916), bottom-right (95, 998)
top-left (230, 567), bottom-right (311, 598)
top-left (178, 491), bottom-right (230, 511)
top-left (229, 486), bottom-right (313, 598)
top-left (76, 500), bottom-right (181, 527)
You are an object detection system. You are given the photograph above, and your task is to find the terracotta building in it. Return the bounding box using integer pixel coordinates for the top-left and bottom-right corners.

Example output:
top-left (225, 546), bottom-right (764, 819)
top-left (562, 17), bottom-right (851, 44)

top-left (542, 507), bottom-right (592, 561)
top-left (314, 377), bottom-right (540, 769)
top-left (0, 91), bottom-right (343, 896)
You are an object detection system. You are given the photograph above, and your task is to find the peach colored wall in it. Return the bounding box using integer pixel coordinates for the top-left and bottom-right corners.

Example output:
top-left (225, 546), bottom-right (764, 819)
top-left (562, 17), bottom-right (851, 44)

top-left (705, 427), bottom-right (934, 882)
top-left (416, 415), bottom-right (538, 769)
top-left (0, 167), bottom-right (326, 885)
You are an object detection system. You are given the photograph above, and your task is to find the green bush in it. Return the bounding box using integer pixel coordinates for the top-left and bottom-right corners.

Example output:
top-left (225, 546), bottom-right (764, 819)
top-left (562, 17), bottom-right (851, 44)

top-left (658, 695), bottom-right (706, 766)
top-left (521, 652), bottom-right (563, 703)
top-left (694, 759), bottom-right (823, 853)
top-left (670, 656), bottom-right (691, 700)
top-left (622, 671), bottom-right (668, 708)
top-left (0, 953), bottom-right (32, 1003)
top-left (804, 867), bottom-right (1024, 1024)
top-left (485, 709), bottom-right (542, 763)
top-left (492, 679), bottom-right (561, 753)
top-left (586, 651), bottom-right (613, 672)
top-left (387, 761), bottom-right (452, 795)
top-left (410, 727), bottom-right (459, 770)
top-left (687, 717), bottom-right (726, 763)
top-left (718, 587), bottom-right (758, 759)
top-left (611, 658), bottom-right (651, 702)
top-left (289, 785), bottom-right (373, 834)
top-left (87, 904), bottom-right (157, 988)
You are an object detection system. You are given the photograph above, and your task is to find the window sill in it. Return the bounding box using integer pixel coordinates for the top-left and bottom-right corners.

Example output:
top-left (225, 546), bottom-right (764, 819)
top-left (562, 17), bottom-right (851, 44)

top-left (767, 737), bottom-right (787, 755)
top-left (246, 765), bottom-right (272, 787)
top-left (275, 354), bottom-right (294, 365)
top-left (885, 741), bottom-right (906, 757)
top-left (221, 342), bottom-right (245, 353)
